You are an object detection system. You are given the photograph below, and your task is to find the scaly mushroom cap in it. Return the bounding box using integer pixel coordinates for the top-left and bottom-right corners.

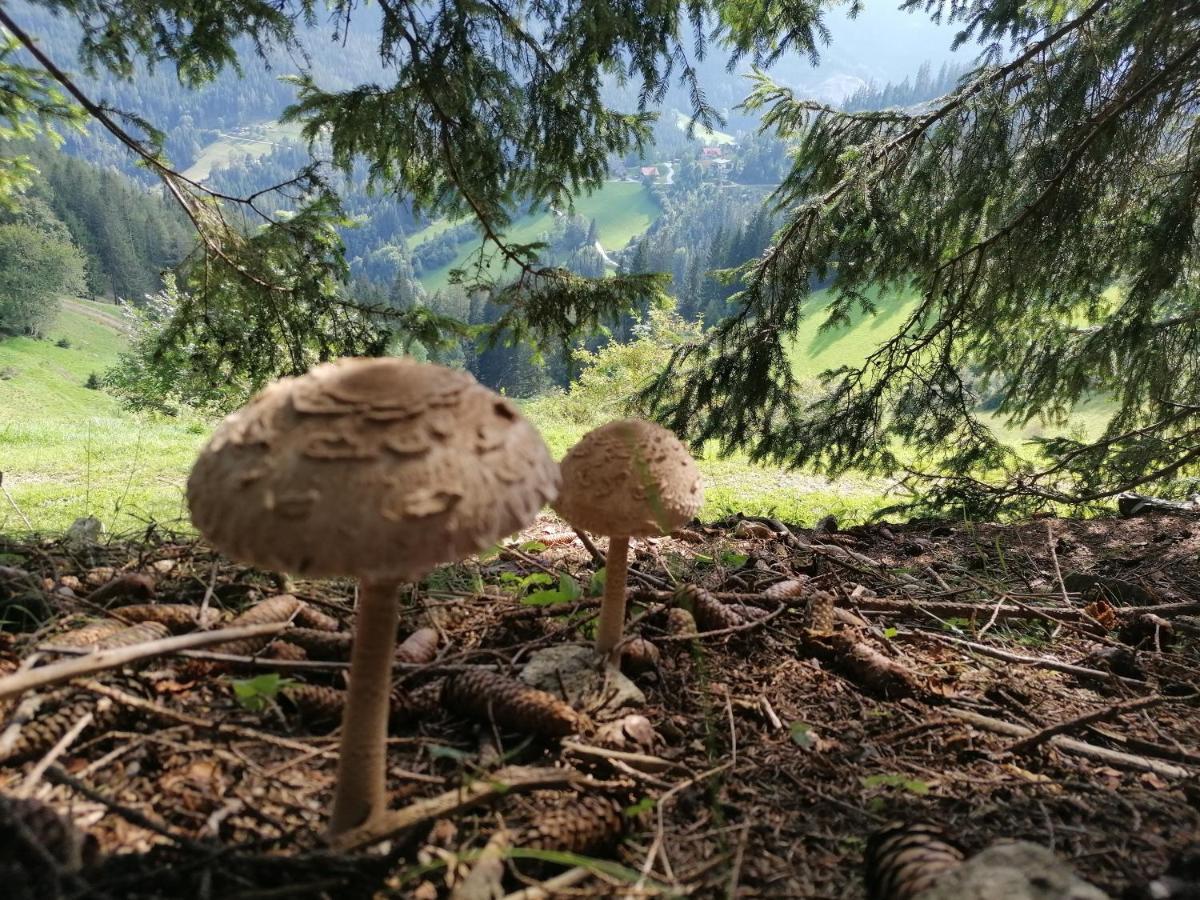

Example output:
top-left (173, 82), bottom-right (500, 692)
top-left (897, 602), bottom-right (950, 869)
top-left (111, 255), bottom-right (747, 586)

top-left (553, 419), bottom-right (702, 537)
top-left (188, 357), bottom-right (559, 581)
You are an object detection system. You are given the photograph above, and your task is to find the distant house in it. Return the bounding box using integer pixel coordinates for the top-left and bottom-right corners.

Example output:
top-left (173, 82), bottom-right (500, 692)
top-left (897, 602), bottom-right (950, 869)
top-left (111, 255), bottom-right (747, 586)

top-left (701, 146), bottom-right (724, 159)
top-left (640, 166), bottom-right (660, 178)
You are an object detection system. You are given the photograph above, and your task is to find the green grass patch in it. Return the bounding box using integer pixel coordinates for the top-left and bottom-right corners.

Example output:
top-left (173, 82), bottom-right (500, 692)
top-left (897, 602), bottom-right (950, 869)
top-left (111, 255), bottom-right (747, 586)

top-left (674, 110), bottom-right (736, 146)
top-left (418, 182), bottom-right (662, 292)
top-left (0, 299), bottom-right (205, 534)
top-left (182, 120), bottom-right (305, 182)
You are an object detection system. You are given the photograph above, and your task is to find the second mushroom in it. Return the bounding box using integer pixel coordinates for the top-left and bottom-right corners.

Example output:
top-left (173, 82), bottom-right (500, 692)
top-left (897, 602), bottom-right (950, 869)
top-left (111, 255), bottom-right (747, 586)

top-left (553, 419), bottom-right (703, 660)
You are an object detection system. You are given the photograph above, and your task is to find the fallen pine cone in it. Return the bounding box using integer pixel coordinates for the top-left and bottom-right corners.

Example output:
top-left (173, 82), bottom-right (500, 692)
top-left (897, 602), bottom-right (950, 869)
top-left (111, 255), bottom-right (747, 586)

top-left (674, 584), bottom-right (743, 632)
top-left (48, 620), bottom-right (125, 648)
top-left (260, 640), bottom-right (307, 661)
top-left (521, 794), bottom-right (624, 855)
top-left (803, 631), bottom-right (920, 699)
top-left (113, 603), bottom-right (204, 633)
top-left (396, 627), bottom-right (439, 665)
top-left (90, 621), bottom-right (171, 650)
top-left (0, 694), bottom-right (116, 763)
top-left (443, 670), bottom-right (581, 738)
top-left (620, 637), bottom-right (660, 674)
top-left (865, 822), bottom-right (964, 900)
top-left (84, 573), bottom-right (156, 607)
top-left (391, 679), bottom-right (446, 727)
top-left (664, 607), bottom-right (698, 637)
top-left (285, 628), bottom-right (352, 659)
top-left (763, 578), bottom-right (808, 602)
top-left (292, 603), bottom-right (341, 632)
top-left (803, 590), bottom-right (836, 633)
top-left (0, 795), bottom-right (100, 895)
top-left (214, 595), bottom-right (304, 656)
top-left (281, 683), bottom-right (344, 728)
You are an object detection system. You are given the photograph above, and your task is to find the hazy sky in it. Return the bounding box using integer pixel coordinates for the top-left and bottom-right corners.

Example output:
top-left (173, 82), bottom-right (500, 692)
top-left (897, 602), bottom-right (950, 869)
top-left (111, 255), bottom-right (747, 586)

top-left (779, 3), bottom-right (975, 99)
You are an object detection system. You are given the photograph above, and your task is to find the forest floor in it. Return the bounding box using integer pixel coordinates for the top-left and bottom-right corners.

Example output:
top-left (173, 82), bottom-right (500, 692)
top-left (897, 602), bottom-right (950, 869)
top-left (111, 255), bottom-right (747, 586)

top-left (0, 509), bottom-right (1198, 898)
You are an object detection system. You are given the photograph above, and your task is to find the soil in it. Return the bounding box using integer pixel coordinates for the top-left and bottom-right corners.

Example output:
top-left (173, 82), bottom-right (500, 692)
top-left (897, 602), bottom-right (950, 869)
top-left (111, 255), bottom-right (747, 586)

top-left (0, 509), bottom-right (1198, 899)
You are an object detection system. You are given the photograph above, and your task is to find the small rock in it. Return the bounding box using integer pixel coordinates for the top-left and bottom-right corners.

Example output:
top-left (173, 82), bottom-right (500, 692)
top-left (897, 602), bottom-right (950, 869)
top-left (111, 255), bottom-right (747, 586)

top-left (64, 517), bottom-right (105, 550)
top-left (915, 841), bottom-right (1109, 900)
top-left (519, 644), bottom-right (645, 710)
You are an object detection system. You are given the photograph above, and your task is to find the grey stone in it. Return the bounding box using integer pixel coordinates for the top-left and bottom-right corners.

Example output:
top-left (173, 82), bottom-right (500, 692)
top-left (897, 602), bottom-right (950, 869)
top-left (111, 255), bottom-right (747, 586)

top-left (64, 516), bottom-right (104, 549)
top-left (917, 842), bottom-right (1110, 900)
top-left (519, 644), bottom-right (645, 711)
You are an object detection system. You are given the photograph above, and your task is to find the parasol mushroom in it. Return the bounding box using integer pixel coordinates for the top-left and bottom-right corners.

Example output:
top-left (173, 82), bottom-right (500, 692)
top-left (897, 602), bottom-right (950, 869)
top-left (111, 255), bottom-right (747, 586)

top-left (187, 357), bottom-right (558, 835)
top-left (553, 419), bottom-right (702, 660)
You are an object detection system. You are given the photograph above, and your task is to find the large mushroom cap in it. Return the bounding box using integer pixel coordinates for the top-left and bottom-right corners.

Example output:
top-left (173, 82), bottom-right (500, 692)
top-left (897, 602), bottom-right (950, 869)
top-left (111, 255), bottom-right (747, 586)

top-left (553, 419), bottom-right (703, 537)
top-left (187, 357), bottom-right (559, 581)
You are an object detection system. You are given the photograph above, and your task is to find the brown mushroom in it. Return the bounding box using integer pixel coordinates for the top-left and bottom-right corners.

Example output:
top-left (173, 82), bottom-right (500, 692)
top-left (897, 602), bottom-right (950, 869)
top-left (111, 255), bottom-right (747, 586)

top-left (553, 419), bottom-right (702, 659)
top-left (187, 357), bottom-right (558, 835)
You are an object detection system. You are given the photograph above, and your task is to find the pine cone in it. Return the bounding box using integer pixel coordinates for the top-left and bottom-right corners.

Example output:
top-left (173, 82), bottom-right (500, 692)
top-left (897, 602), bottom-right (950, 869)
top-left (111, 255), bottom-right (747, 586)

top-left (49, 620), bottom-right (125, 648)
top-left (803, 591), bottom-right (836, 633)
top-left (286, 628), bottom-right (352, 659)
top-left (90, 621), bottom-right (171, 650)
top-left (281, 683), bottom-right (344, 728)
top-left (111, 604), bottom-right (201, 633)
top-left (396, 627), bottom-right (439, 665)
top-left (521, 794), bottom-right (624, 854)
top-left (865, 822), bottom-right (965, 900)
top-left (620, 637), bottom-right (660, 674)
top-left (390, 679), bottom-right (446, 727)
top-left (260, 640), bottom-right (307, 661)
top-left (443, 670), bottom-right (581, 738)
top-left (215, 594), bottom-right (304, 656)
top-left (1, 695), bottom-right (116, 763)
top-left (674, 585), bottom-right (743, 632)
top-left (292, 603), bottom-right (341, 632)
top-left (0, 795), bottom-right (98, 893)
top-left (664, 607), bottom-right (698, 637)
top-left (763, 579), bottom-right (808, 602)
top-left (84, 573), bottom-right (156, 606)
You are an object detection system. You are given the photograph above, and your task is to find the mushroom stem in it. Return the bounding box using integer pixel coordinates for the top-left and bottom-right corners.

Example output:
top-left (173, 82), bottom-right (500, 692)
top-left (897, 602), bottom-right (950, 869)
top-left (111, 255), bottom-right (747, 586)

top-left (595, 534), bottom-right (630, 659)
top-left (329, 578), bottom-right (402, 836)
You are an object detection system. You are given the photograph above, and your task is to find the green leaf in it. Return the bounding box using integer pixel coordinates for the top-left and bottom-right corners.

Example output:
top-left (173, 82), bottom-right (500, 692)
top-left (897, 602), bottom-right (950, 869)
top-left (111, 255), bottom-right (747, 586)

top-left (520, 540), bottom-right (547, 552)
top-left (427, 744), bottom-right (472, 762)
top-left (558, 573), bottom-right (581, 601)
top-left (720, 551), bottom-right (749, 568)
top-left (623, 797), bottom-right (655, 817)
top-left (882, 627), bottom-right (898, 639)
top-left (589, 567), bottom-right (607, 596)
top-left (231, 673), bottom-right (292, 712)
top-left (860, 774), bottom-right (930, 795)
top-left (788, 720), bottom-right (818, 749)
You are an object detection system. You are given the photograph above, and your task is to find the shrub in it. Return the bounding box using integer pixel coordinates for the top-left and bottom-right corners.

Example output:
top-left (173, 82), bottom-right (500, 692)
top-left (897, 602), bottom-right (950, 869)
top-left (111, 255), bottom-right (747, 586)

top-left (55, 337), bottom-right (71, 349)
top-left (525, 305), bottom-right (705, 429)
top-left (84, 372), bottom-right (100, 390)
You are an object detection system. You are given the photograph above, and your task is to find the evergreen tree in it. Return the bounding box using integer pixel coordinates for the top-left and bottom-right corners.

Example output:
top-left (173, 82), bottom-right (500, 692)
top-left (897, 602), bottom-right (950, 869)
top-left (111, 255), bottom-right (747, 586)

top-left (645, 0), bottom-right (1200, 509)
top-left (5, 0), bottom-right (1198, 503)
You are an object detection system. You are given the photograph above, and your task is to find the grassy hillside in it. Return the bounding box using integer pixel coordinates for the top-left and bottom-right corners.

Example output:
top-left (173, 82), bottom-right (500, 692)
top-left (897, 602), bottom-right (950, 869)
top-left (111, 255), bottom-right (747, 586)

top-left (786, 287), bottom-right (1113, 444)
top-left (182, 121), bottom-right (305, 182)
top-left (0, 294), bottom-right (887, 535)
top-left (414, 182), bottom-right (662, 291)
top-left (0, 299), bottom-right (205, 535)
top-left (0, 287), bottom-right (1113, 537)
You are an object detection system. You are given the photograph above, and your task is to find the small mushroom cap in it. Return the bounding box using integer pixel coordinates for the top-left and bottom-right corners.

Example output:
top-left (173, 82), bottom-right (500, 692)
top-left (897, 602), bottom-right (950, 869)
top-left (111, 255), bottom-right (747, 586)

top-left (553, 419), bottom-right (703, 537)
top-left (187, 357), bottom-right (559, 581)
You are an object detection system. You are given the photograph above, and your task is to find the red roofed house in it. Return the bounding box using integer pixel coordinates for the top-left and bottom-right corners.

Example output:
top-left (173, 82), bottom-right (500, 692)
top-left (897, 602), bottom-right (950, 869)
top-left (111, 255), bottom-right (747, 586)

top-left (701, 146), bottom-right (724, 159)
top-left (640, 166), bottom-right (660, 178)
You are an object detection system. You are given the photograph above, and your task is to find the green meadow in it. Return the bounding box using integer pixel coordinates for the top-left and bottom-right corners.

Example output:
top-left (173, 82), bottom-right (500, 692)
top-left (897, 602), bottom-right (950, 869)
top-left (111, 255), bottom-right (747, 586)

top-left (412, 182), bottom-right (663, 291)
top-left (0, 288), bottom-right (1111, 535)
